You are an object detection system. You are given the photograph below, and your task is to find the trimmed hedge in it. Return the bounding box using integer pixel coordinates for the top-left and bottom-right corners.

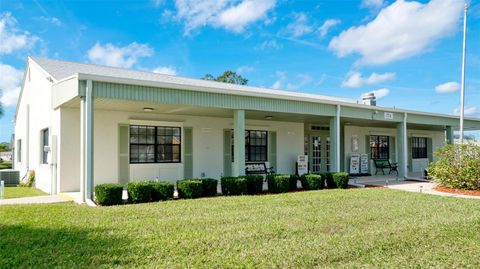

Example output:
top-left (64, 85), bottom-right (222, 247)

top-left (333, 172), bottom-right (350, 189)
top-left (199, 178), bottom-right (218, 197)
top-left (95, 183), bottom-right (124, 206)
top-left (300, 174), bottom-right (324, 190)
top-left (241, 175), bottom-right (264, 195)
top-left (289, 175), bottom-right (299, 191)
top-left (267, 174), bottom-right (292, 193)
top-left (150, 182), bottom-right (174, 201)
top-left (177, 179), bottom-right (203, 199)
top-left (324, 172), bottom-right (335, 189)
top-left (221, 177), bottom-right (247, 196)
top-left (127, 181), bottom-right (152, 203)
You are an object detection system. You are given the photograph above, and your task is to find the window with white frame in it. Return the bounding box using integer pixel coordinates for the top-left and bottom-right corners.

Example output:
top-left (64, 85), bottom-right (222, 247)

top-left (412, 137), bottom-right (428, 159)
top-left (129, 125), bottom-right (181, 163)
top-left (41, 128), bottom-right (49, 164)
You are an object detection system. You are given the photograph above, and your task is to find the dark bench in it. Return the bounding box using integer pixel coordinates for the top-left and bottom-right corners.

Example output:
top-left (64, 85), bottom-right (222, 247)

top-left (245, 162), bottom-right (275, 176)
top-left (373, 159), bottom-right (398, 175)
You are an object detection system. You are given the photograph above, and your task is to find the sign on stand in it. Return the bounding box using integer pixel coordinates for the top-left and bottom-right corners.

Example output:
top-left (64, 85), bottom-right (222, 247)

top-left (349, 153), bottom-right (360, 174)
top-left (360, 154), bottom-right (369, 174)
top-left (297, 155), bottom-right (308, 176)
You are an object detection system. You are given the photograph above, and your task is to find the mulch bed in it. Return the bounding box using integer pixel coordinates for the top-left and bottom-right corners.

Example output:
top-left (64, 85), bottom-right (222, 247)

top-left (433, 186), bottom-right (480, 196)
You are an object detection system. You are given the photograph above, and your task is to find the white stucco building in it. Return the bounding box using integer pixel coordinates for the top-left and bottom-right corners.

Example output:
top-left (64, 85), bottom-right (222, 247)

top-left (13, 57), bottom-right (480, 201)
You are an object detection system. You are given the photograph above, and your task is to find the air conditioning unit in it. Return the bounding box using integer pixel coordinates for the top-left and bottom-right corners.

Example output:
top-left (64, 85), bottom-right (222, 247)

top-left (0, 170), bottom-right (20, 186)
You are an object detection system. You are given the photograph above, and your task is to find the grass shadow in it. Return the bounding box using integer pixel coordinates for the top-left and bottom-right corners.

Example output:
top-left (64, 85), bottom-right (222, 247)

top-left (0, 224), bottom-right (132, 268)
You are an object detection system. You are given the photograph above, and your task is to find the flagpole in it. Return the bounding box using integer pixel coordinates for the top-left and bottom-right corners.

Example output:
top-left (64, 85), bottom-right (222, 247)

top-left (459, 3), bottom-right (468, 144)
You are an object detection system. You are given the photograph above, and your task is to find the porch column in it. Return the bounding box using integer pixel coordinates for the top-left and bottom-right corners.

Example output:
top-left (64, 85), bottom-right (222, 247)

top-left (396, 112), bottom-right (408, 178)
top-left (446, 126), bottom-right (454, 144)
top-left (329, 105), bottom-right (341, 172)
top-left (233, 110), bottom-right (245, 176)
top-left (82, 79), bottom-right (94, 201)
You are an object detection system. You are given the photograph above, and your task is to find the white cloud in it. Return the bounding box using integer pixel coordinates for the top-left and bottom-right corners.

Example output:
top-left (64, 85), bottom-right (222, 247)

top-left (174, 0), bottom-right (276, 34)
top-left (271, 72), bottom-right (314, 90)
top-left (256, 39), bottom-right (282, 50)
top-left (361, 0), bottom-right (385, 9)
top-left (152, 0), bottom-right (165, 7)
top-left (152, 66), bottom-right (177, 75)
top-left (87, 42), bottom-right (153, 68)
top-left (342, 71), bottom-right (395, 88)
top-left (362, 88), bottom-right (390, 100)
top-left (236, 65), bottom-right (254, 74)
top-left (284, 13), bottom-right (313, 38)
top-left (287, 73), bottom-right (313, 90)
top-left (435, 81), bottom-right (460, 93)
top-left (454, 106), bottom-right (478, 116)
top-left (329, 0), bottom-right (463, 65)
top-left (318, 19), bottom-right (340, 37)
top-left (0, 63), bottom-right (23, 107)
top-left (0, 12), bottom-right (39, 54)
top-left (271, 71), bottom-right (286, 89)
top-left (38, 16), bottom-right (62, 26)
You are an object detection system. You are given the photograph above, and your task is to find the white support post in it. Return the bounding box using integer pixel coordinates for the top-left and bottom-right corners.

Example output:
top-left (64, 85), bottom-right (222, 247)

top-left (329, 105), bottom-right (341, 172)
top-left (80, 96), bottom-right (86, 203)
top-left (85, 80), bottom-right (94, 202)
top-left (233, 110), bottom-right (246, 177)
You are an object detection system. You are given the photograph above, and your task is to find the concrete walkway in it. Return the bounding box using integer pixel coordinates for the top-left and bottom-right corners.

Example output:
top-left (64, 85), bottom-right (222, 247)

top-left (0, 195), bottom-right (70, 205)
top-left (350, 177), bottom-right (480, 199)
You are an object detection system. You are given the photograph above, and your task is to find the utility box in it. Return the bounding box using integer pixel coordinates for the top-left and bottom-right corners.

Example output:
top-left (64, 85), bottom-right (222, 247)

top-left (0, 170), bottom-right (20, 186)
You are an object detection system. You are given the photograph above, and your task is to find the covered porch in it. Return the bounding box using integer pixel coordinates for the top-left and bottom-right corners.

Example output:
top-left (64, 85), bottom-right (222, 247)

top-left (50, 76), bottom-right (480, 203)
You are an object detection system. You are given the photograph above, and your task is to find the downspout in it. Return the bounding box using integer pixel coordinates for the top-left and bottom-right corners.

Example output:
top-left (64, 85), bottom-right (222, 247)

top-left (336, 105), bottom-right (341, 172)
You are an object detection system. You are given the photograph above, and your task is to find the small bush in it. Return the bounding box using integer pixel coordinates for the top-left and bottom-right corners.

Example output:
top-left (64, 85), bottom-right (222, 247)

top-left (428, 144), bottom-right (480, 190)
top-left (177, 179), bottom-right (203, 199)
top-left (241, 175), bottom-right (264, 194)
top-left (267, 174), bottom-right (292, 193)
top-left (149, 182), bottom-right (174, 201)
top-left (199, 178), bottom-right (218, 197)
top-left (300, 174), bottom-right (324, 190)
top-left (221, 177), bottom-right (247, 196)
top-left (333, 172), bottom-right (350, 189)
top-left (95, 183), bottom-right (124, 206)
top-left (324, 172), bottom-right (335, 189)
top-left (127, 181), bottom-right (152, 203)
top-left (289, 175), bottom-right (299, 191)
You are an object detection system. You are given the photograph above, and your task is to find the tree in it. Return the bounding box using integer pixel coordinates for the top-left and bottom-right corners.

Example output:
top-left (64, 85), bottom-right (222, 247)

top-left (202, 70), bottom-right (248, 85)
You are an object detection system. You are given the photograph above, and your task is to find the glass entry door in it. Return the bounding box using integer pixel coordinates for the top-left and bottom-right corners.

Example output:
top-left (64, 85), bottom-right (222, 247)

top-left (308, 135), bottom-right (330, 173)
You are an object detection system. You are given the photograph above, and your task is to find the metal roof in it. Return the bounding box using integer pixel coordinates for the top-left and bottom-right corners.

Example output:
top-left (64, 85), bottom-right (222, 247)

top-left (30, 57), bottom-right (357, 104)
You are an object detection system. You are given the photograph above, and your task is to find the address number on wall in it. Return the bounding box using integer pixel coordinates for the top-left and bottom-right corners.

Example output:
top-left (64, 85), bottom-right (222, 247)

top-left (384, 112), bottom-right (394, 120)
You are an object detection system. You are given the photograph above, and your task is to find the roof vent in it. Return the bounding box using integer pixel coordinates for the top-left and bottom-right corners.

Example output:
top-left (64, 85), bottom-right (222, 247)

top-left (361, 92), bottom-right (376, 106)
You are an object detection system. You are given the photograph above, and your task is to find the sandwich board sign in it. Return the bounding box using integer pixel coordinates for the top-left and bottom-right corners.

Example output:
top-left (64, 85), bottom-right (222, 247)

top-left (297, 155), bottom-right (308, 176)
top-left (349, 153), bottom-right (360, 174)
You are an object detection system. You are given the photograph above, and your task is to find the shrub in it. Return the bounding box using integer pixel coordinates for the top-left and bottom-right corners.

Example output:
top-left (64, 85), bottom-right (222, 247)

top-left (177, 179), bottom-right (203, 199)
top-left (127, 181), bottom-right (152, 203)
top-left (241, 175), bottom-right (264, 195)
top-left (221, 177), bottom-right (247, 196)
top-left (333, 172), bottom-right (350, 189)
top-left (300, 174), bottom-right (324, 190)
top-left (199, 178), bottom-right (218, 197)
top-left (95, 183), bottom-right (124, 206)
top-left (428, 144), bottom-right (480, 190)
top-left (267, 174), bottom-right (292, 193)
top-left (149, 182), bottom-right (174, 201)
top-left (289, 175), bottom-right (299, 191)
top-left (324, 172), bottom-right (335, 189)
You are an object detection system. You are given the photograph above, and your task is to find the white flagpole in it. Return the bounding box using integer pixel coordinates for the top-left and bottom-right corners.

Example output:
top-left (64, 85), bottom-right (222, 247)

top-left (459, 3), bottom-right (468, 144)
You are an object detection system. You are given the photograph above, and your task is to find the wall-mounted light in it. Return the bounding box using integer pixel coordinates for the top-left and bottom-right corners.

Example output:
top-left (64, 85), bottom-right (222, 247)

top-left (265, 116), bottom-right (273, 120)
top-left (143, 107), bottom-right (154, 112)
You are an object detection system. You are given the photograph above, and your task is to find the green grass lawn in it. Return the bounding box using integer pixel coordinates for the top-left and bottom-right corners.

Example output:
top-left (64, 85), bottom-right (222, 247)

top-left (1, 188), bottom-right (480, 268)
top-left (0, 160), bottom-right (12, 169)
top-left (3, 186), bottom-right (47, 199)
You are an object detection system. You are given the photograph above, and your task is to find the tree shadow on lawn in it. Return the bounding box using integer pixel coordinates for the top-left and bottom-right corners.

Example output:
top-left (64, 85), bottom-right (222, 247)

top-left (0, 224), bottom-right (133, 268)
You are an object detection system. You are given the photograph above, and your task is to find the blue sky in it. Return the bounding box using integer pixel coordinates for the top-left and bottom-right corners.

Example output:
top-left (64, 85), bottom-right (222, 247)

top-left (1, 0), bottom-right (479, 142)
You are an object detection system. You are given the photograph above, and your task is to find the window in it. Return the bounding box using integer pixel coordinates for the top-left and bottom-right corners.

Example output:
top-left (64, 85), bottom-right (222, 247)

top-left (17, 139), bottom-right (22, 163)
top-left (129, 125), bottom-right (181, 163)
top-left (412, 137), bottom-right (428, 159)
top-left (41, 128), bottom-right (49, 164)
top-left (370, 135), bottom-right (389, 159)
top-left (231, 130), bottom-right (268, 162)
